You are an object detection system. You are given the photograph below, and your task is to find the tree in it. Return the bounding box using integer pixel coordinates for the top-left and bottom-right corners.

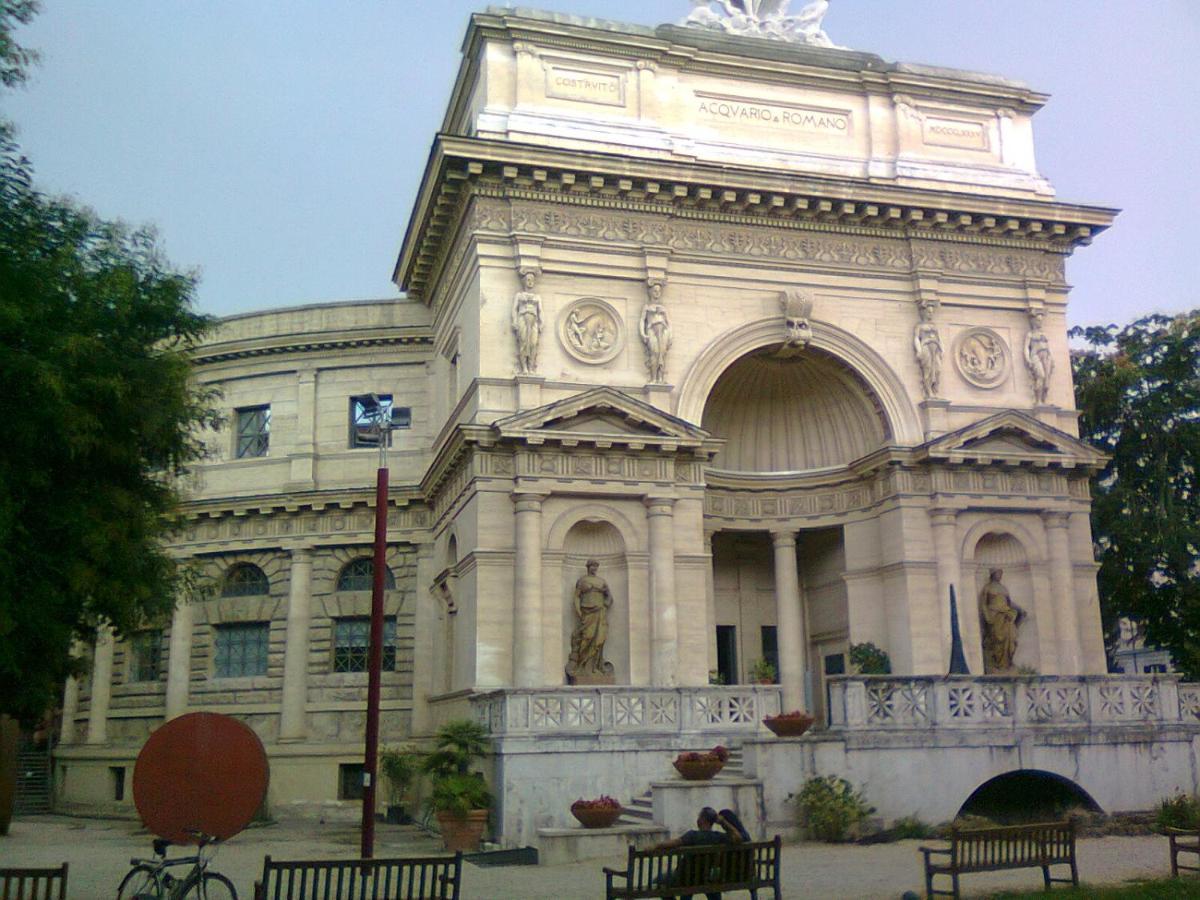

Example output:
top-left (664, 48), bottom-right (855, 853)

top-left (0, 2), bottom-right (218, 721)
top-left (1071, 312), bottom-right (1200, 677)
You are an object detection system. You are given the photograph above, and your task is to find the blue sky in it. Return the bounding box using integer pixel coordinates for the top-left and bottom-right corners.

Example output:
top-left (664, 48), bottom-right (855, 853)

top-left (4, 1), bottom-right (1197, 325)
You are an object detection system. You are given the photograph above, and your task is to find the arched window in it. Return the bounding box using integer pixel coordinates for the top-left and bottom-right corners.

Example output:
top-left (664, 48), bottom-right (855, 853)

top-left (336, 558), bottom-right (395, 592)
top-left (222, 563), bottom-right (270, 597)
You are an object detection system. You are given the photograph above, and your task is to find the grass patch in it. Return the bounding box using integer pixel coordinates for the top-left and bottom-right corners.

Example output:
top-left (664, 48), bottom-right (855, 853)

top-left (987, 877), bottom-right (1200, 899)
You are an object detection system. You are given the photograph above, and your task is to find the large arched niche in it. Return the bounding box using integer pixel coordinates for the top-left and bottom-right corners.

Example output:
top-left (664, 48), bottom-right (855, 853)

top-left (702, 346), bottom-right (889, 472)
top-left (972, 531), bottom-right (1040, 672)
top-left (561, 519), bottom-right (629, 684)
top-left (676, 317), bottom-right (922, 445)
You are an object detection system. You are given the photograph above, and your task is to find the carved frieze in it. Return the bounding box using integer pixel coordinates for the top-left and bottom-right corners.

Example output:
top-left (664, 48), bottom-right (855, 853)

top-left (911, 242), bottom-right (1065, 283)
top-left (173, 504), bottom-right (430, 550)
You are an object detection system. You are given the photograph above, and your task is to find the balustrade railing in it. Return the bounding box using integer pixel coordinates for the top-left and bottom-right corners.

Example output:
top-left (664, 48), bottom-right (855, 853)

top-left (470, 686), bottom-right (783, 737)
top-left (828, 675), bottom-right (1193, 731)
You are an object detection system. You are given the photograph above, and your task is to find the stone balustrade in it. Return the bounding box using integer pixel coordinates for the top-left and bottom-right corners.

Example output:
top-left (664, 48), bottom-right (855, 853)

top-left (829, 675), bottom-right (1196, 731)
top-left (471, 686), bottom-right (783, 737)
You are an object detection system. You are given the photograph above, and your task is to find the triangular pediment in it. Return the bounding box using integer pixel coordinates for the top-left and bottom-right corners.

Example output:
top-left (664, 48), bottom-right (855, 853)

top-left (918, 410), bottom-right (1107, 469)
top-left (491, 387), bottom-right (714, 450)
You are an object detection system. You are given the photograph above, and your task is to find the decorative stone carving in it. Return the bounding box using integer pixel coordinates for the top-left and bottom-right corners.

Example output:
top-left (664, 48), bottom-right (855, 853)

top-left (778, 289), bottom-right (813, 348)
top-left (1024, 310), bottom-right (1054, 404)
top-left (979, 568), bottom-right (1026, 674)
top-left (953, 327), bottom-right (1009, 389)
top-left (639, 282), bottom-right (672, 383)
top-left (566, 560), bottom-right (615, 685)
top-left (558, 298), bottom-right (624, 365)
top-left (511, 270), bottom-right (543, 374)
top-left (913, 300), bottom-right (943, 398)
top-left (682, 0), bottom-right (838, 48)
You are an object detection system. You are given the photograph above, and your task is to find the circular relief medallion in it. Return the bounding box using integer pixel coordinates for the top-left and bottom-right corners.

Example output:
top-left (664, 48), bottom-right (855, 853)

top-left (558, 298), bottom-right (624, 365)
top-left (953, 327), bottom-right (1010, 389)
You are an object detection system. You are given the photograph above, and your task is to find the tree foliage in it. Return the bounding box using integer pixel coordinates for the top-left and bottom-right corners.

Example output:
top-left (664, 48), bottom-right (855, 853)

top-left (1071, 312), bottom-right (1200, 677)
top-left (0, 2), bottom-right (218, 720)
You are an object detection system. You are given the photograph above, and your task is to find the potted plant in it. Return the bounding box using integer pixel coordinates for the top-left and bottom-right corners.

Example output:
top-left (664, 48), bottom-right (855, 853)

top-left (849, 642), bottom-right (891, 675)
top-left (763, 709), bottom-right (816, 737)
top-left (570, 794), bottom-right (623, 829)
top-left (749, 658), bottom-right (777, 684)
top-left (420, 720), bottom-right (492, 852)
top-left (379, 744), bottom-right (421, 824)
top-left (673, 745), bottom-right (729, 781)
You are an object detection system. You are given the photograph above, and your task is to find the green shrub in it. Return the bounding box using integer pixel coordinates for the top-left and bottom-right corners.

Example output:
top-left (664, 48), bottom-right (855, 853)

top-left (1156, 792), bottom-right (1200, 831)
top-left (890, 815), bottom-right (933, 840)
top-left (849, 642), bottom-right (891, 675)
top-left (797, 775), bottom-right (874, 842)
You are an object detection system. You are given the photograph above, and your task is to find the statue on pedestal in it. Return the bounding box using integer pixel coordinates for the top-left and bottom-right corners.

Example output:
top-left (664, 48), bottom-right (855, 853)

top-left (913, 300), bottom-right (943, 399)
top-left (979, 568), bottom-right (1026, 674)
top-left (1024, 310), bottom-right (1054, 405)
top-left (566, 559), bottom-right (615, 685)
top-left (639, 282), bottom-right (672, 384)
top-left (511, 270), bottom-right (543, 375)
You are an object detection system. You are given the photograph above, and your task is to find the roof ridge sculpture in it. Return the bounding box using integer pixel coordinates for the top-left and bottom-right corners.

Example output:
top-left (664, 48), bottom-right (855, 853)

top-left (681, 0), bottom-right (841, 48)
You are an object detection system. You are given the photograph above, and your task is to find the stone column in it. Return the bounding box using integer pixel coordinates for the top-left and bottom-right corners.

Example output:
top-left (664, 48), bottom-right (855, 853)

top-left (771, 530), bottom-right (806, 713)
top-left (86, 625), bottom-right (113, 745)
top-left (164, 599), bottom-right (193, 721)
top-left (410, 543), bottom-right (438, 734)
top-left (512, 493), bottom-right (545, 687)
top-left (703, 531), bottom-right (718, 676)
top-left (929, 508), bottom-right (977, 672)
top-left (1043, 511), bottom-right (1080, 674)
top-left (645, 497), bottom-right (678, 686)
top-left (279, 546), bottom-right (313, 740)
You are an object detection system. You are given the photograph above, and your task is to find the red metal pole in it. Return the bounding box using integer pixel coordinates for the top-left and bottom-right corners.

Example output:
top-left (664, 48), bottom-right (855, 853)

top-left (361, 464), bottom-right (388, 858)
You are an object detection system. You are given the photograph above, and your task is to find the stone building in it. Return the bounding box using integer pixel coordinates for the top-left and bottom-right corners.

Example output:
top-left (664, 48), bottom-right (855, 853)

top-left (57, 5), bottom-right (1200, 849)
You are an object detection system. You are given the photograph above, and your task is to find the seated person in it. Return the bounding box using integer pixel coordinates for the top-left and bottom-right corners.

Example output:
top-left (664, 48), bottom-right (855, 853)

top-left (654, 807), bottom-right (745, 900)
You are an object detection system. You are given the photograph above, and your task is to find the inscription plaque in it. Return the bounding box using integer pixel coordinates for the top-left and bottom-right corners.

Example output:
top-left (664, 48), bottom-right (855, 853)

top-left (546, 65), bottom-right (624, 107)
top-left (695, 92), bottom-right (851, 136)
top-left (923, 117), bottom-right (989, 151)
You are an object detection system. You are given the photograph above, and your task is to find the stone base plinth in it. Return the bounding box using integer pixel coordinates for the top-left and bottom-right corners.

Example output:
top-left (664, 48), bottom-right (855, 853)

top-left (535, 823), bottom-right (667, 865)
top-left (650, 776), bottom-right (765, 840)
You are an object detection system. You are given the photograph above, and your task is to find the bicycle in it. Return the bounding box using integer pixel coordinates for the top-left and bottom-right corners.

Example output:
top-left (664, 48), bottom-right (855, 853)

top-left (117, 831), bottom-right (238, 899)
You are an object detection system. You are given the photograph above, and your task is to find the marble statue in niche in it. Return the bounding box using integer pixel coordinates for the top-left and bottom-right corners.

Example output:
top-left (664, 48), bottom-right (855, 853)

top-left (639, 282), bottom-right (672, 383)
top-left (511, 270), bottom-right (543, 374)
top-left (566, 559), bottom-right (615, 685)
top-left (979, 568), bottom-right (1026, 674)
top-left (913, 300), bottom-right (943, 398)
top-left (1024, 310), bottom-right (1054, 405)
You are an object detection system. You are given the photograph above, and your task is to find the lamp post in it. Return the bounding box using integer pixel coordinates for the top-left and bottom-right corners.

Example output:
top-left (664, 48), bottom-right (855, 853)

top-left (360, 395), bottom-right (401, 858)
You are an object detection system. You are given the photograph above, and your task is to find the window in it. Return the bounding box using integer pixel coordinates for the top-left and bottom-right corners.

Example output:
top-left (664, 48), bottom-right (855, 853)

top-left (129, 630), bottom-right (162, 682)
top-left (214, 623), bottom-right (269, 677)
top-left (339, 763), bottom-right (365, 800)
top-left (349, 394), bottom-right (411, 448)
top-left (222, 563), bottom-right (270, 597)
top-left (716, 625), bottom-right (737, 686)
top-left (760, 626), bottom-right (779, 681)
top-left (235, 405), bottom-right (270, 458)
top-left (336, 558), bottom-right (395, 592)
top-left (333, 618), bottom-right (396, 673)
top-left (111, 766), bottom-right (126, 802)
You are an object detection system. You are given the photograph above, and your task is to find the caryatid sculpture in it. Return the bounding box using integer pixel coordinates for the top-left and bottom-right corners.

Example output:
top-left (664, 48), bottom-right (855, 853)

top-left (979, 568), bottom-right (1026, 674)
top-left (780, 289), bottom-right (813, 349)
top-left (566, 559), bottom-right (615, 685)
top-left (639, 282), bottom-right (672, 384)
top-left (683, 0), bottom-right (837, 47)
top-left (1024, 310), bottom-right (1054, 405)
top-left (913, 300), bottom-right (943, 399)
top-left (511, 270), bottom-right (543, 375)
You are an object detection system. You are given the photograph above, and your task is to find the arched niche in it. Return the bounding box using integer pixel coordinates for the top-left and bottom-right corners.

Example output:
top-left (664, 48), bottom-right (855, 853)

top-left (702, 346), bottom-right (888, 472)
top-left (971, 531), bottom-right (1039, 673)
top-left (675, 317), bottom-right (922, 445)
top-left (561, 520), bottom-right (629, 685)
top-left (958, 769), bottom-right (1102, 822)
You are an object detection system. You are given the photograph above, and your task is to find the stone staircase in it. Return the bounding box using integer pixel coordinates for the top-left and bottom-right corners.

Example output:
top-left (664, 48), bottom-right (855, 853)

top-left (617, 745), bottom-right (746, 827)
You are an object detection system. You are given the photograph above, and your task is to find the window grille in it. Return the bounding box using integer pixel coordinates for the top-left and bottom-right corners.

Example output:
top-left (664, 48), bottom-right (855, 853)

top-left (214, 622), bottom-right (269, 677)
top-left (222, 563), bottom-right (270, 597)
top-left (235, 405), bottom-right (270, 458)
top-left (336, 558), bottom-right (395, 592)
top-left (333, 617), bottom-right (396, 673)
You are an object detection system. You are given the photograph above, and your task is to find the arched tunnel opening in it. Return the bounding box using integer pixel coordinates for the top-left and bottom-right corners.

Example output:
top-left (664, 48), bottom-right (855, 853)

top-left (958, 770), bottom-right (1102, 824)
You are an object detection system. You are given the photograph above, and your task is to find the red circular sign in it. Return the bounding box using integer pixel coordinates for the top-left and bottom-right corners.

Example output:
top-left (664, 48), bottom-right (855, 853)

top-left (133, 712), bottom-right (269, 844)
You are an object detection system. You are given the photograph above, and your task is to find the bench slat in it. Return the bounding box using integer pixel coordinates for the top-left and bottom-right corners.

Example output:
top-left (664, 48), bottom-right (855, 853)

top-left (257, 853), bottom-right (462, 900)
top-left (605, 837), bottom-right (781, 899)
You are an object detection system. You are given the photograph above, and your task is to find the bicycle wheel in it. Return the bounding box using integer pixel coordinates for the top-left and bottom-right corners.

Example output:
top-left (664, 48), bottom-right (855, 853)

top-left (179, 871), bottom-right (238, 900)
top-left (116, 863), bottom-right (161, 899)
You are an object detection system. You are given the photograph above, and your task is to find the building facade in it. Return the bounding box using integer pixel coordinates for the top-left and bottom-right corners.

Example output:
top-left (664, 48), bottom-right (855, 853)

top-left (62, 7), bottom-right (1186, 845)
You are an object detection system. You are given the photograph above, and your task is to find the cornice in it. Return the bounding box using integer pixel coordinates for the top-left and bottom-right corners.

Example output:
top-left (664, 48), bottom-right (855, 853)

top-left (395, 136), bottom-right (1116, 302)
top-left (191, 329), bottom-right (433, 366)
top-left (180, 486), bottom-right (426, 521)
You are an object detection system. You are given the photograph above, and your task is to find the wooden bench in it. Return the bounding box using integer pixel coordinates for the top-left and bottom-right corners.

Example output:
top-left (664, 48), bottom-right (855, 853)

top-left (603, 836), bottom-right (782, 899)
top-left (1168, 827), bottom-right (1200, 877)
top-left (919, 820), bottom-right (1078, 899)
top-left (254, 852), bottom-right (462, 900)
top-left (0, 863), bottom-right (68, 900)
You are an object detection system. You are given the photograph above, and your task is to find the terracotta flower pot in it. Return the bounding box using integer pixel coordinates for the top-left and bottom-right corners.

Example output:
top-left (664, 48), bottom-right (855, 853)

top-left (571, 805), bottom-right (622, 828)
top-left (436, 808), bottom-right (488, 852)
top-left (763, 713), bottom-right (815, 737)
top-left (673, 757), bottom-right (725, 781)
